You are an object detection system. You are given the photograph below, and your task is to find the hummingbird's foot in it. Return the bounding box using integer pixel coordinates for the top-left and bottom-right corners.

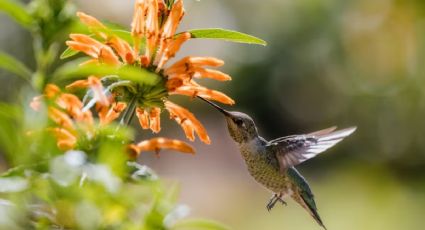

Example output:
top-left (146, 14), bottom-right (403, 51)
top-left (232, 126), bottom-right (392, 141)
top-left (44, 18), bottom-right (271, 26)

top-left (277, 197), bottom-right (287, 206)
top-left (266, 194), bottom-right (288, 212)
top-left (266, 194), bottom-right (286, 211)
top-left (266, 198), bottom-right (277, 212)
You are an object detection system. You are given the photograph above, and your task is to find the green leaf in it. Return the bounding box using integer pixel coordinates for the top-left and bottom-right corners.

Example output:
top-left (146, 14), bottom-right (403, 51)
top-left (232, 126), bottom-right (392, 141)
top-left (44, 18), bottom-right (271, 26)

top-left (60, 47), bottom-right (79, 60)
top-left (172, 219), bottom-right (231, 230)
top-left (0, 52), bottom-right (32, 81)
top-left (110, 29), bottom-right (133, 44)
top-left (0, 161), bottom-right (47, 178)
top-left (188, 28), bottom-right (267, 46)
top-left (53, 59), bottom-right (161, 86)
top-left (0, 0), bottom-right (33, 28)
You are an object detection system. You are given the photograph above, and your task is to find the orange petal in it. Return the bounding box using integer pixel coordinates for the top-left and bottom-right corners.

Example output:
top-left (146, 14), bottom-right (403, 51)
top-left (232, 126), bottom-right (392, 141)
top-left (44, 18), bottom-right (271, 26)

top-left (131, 0), bottom-right (147, 37)
top-left (131, 0), bottom-right (147, 55)
top-left (140, 55), bottom-right (150, 67)
top-left (66, 41), bottom-right (99, 59)
top-left (158, 0), bottom-right (167, 13)
top-left (56, 93), bottom-right (85, 120)
top-left (171, 85), bottom-right (234, 105)
top-left (77, 11), bottom-right (106, 30)
top-left (88, 76), bottom-right (110, 106)
top-left (131, 137), bottom-right (195, 155)
top-left (187, 57), bottom-right (225, 67)
top-left (45, 84), bottom-right (61, 98)
top-left (69, 34), bottom-right (104, 48)
top-left (166, 56), bottom-right (224, 75)
top-left (67, 34), bottom-right (105, 59)
top-left (48, 127), bottom-right (77, 147)
top-left (165, 78), bottom-right (184, 91)
top-left (48, 107), bottom-right (75, 132)
top-left (144, 0), bottom-right (160, 61)
top-left (136, 107), bottom-right (150, 129)
top-left (107, 36), bottom-right (135, 63)
top-left (99, 102), bottom-right (127, 125)
top-left (66, 79), bottom-right (90, 91)
top-left (168, 113), bottom-right (195, 141)
top-left (98, 46), bottom-right (121, 66)
top-left (149, 107), bottom-right (161, 133)
top-left (192, 68), bottom-right (232, 81)
top-left (76, 11), bottom-right (108, 39)
top-left (155, 32), bottom-right (191, 70)
top-left (167, 67), bottom-right (231, 82)
top-left (160, 0), bottom-right (184, 40)
top-left (165, 101), bottom-right (210, 144)
top-left (181, 122), bottom-right (195, 141)
top-left (81, 110), bottom-right (94, 125)
top-left (164, 32), bottom-right (190, 58)
top-left (154, 0), bottom-right (186, 68)
top-left (57, 140), bottom-right (76, 151)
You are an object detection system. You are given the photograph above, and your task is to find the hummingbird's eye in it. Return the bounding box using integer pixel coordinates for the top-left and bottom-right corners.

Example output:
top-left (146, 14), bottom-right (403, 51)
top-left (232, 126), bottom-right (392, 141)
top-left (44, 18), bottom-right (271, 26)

top-left (234, 118), bottom-right (244, 126)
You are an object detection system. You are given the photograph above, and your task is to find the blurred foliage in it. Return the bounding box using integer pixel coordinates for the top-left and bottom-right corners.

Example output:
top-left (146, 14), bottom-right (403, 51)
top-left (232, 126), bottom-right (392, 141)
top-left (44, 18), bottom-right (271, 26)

top-left (0, 0), bottom-right (78, 92)
top-left (224, 0), bottom-right (425, 177)
top-left (0, 103), bottom-right (228, 229)
top-left (0, 95), bottom-right (229, 229)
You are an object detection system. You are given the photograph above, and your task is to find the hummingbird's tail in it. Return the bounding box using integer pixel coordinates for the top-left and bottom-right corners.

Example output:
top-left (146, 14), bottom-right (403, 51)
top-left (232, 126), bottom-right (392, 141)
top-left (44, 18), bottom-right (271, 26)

top-left (293, 191), bottom-right (327, 230)
top-left (301, 194), bottom-right (327, 230)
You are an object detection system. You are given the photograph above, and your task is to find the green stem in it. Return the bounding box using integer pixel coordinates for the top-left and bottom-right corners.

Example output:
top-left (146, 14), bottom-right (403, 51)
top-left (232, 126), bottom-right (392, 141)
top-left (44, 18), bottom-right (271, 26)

top-left (120, 96), bottom-right (138, 126)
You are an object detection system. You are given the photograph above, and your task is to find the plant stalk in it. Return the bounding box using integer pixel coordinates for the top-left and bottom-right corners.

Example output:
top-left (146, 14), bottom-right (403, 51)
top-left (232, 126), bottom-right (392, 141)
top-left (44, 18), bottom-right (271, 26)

top-left (120, 96), bottom-right (138, 126)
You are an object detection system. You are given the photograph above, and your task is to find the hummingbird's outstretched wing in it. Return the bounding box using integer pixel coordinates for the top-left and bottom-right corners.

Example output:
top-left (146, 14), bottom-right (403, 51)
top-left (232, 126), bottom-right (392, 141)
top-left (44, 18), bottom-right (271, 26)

top-left (267, 127), bottom-right (356, 172)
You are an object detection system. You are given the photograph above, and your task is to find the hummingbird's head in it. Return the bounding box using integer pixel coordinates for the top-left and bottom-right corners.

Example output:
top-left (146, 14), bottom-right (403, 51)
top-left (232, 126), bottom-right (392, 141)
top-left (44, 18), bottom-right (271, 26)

top-left (224, 111), bottom-right (258, 143)
top-left (199, 97), bottom-right (258, 144)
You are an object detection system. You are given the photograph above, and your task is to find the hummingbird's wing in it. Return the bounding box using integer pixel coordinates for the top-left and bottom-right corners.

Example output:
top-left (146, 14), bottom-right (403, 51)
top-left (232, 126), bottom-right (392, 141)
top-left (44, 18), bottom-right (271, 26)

top-left (267, 127), bottom-right (356, 172)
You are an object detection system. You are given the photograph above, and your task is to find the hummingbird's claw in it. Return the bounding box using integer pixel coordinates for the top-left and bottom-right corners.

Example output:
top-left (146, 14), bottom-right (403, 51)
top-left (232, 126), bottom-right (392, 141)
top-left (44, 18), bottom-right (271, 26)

top-left (278, 197), bottom-right (287, 206)
top-left (266, 201), bottom-right (275, 212)
top-left (266, 194), bottom-right (286, 211)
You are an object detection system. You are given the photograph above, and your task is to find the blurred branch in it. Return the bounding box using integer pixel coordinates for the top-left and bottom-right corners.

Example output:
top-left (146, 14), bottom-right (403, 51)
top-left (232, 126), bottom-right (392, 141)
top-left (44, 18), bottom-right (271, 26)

top-left (0, 0), bottom-right (33, 29)
top-left (0, 52), bottom-right (32, 82)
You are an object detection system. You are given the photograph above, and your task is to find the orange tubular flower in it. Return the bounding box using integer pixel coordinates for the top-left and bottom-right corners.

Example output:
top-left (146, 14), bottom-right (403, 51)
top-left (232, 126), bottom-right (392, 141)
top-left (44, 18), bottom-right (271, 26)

top-left (66, 34), bottom-right (120, 66)
top-left (98, 102), bottom-right (127, 125)
top-left (31, 84), bottom-right (116, 150)
top-left (149, 107), bottom-right (161, 133)
top-left (48, 127), bottom-right (78, 150)
top-left (171, 85), bottom-right (235, 105)
top-left (136, 108), bottom-right (150, 129)
top-left (30, 84), bottom-right (62, 111)
top-left (66, 76), bottom-right (110, 107)
top-left (134, 107), bottom-right (161, 133)
top-left (76, 12), bottom-right (107, 36)
top-left (48, 107), bottom-right (76, 132)
top-left (129, 137), bottom-right (195, 157)
top-left (65, 0), bottom-right (236, 146)
top-left (165, 101), bottom-right (210, 144)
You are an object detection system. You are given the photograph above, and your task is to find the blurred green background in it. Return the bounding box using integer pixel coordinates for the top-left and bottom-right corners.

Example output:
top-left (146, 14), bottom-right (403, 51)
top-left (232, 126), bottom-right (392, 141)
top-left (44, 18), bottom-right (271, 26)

top-left (2, 0), bottom-right (425, 229)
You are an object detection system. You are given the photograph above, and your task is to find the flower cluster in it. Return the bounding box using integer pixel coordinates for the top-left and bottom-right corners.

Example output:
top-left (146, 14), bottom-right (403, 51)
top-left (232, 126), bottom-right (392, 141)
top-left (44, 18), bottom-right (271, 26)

top-left (65, 0), bottom-right (234, 147)
top-left (29, 0), bottom-right (246, 156)
top-left (31, 83), bottom-right (194, 156)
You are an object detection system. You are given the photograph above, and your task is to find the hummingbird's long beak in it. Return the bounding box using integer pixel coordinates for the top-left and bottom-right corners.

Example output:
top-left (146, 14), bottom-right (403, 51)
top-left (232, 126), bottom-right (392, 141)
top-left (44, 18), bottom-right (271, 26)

top-left (197, 96), bottom-right (231, 117)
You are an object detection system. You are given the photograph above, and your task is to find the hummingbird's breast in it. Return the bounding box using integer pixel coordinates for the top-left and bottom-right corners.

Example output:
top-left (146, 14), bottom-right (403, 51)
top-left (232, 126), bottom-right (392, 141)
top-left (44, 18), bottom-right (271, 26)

top-left (239, 138), bottom-right (293, 195)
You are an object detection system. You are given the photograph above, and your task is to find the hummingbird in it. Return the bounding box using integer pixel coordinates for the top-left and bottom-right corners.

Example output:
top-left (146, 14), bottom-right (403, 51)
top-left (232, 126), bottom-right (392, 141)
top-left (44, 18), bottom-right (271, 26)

top-left (199, 97), bottom-right (356, 229)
